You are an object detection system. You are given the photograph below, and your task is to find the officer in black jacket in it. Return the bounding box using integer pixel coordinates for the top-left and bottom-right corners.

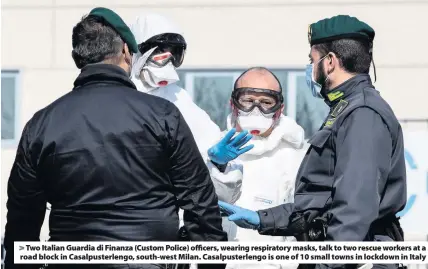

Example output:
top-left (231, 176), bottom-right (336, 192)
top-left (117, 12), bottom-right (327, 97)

top-left (4, 7), bottom-right (226, 269)
top-left (219, 15), bottom-right (406, 269)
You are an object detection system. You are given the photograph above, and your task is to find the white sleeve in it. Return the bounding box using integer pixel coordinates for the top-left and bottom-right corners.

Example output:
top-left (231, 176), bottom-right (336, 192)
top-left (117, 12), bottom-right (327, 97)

top-left (205, 158), bottom-right (243, 204)
top-left (178, 153), bottom-right (243, 228)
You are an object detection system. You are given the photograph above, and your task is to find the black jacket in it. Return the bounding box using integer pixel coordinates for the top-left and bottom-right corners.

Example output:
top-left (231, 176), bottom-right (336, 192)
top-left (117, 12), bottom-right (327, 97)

top-left (257, 75), bottom-right (406, 245)
top-left (4, 64), bottom-right (227, 267)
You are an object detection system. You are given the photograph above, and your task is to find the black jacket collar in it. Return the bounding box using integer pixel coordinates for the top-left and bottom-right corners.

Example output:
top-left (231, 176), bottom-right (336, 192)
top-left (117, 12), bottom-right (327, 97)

top-left (73, 64), bottom-right (136, 90)
top-left (323, 74), bottom-right (374, 107)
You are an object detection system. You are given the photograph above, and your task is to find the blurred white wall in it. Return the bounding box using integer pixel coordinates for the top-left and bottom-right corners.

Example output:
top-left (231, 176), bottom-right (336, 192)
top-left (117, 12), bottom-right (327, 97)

top-left (1, 0), bottom-right (428, 244)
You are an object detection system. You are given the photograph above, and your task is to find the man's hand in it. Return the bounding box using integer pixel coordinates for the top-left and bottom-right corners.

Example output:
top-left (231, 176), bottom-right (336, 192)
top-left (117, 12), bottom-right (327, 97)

top-left (208, 128), bottom-right (254, 165)
top-left (218, 201), bottom-right (260, 230)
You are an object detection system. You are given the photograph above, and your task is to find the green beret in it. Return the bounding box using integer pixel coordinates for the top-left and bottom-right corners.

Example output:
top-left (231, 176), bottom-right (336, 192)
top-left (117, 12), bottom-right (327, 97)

top-left (89, 7), bottom-right (139, 53)
top-left (308, 15), bottom-right (375, 46)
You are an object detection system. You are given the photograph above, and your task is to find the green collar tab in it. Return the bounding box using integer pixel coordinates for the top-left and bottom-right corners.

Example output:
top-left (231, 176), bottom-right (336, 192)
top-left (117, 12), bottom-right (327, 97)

top-left (327, 91), bottom-right (344, 102)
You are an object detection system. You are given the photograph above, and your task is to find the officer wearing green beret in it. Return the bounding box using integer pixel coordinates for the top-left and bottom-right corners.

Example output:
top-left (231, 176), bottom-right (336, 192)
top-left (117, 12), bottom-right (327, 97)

top-left (71, 7), bottom-right (139, 70)
top-left (219, 15), bottom-right (406, 269)
top-left (4, 7), bottom-right (227, 269)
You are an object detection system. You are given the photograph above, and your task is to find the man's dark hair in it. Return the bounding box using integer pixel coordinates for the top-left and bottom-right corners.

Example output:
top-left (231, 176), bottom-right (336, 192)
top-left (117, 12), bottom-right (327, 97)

top-left (234, 67), bottom-right (282, 91)
top-left (314, 39), bottom-right (372, 74)
top-left (72, 15), bottom-right (124, 69)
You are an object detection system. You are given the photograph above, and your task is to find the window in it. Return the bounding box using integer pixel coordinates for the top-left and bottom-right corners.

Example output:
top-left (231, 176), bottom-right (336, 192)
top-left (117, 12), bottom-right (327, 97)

top-left (1, 70), bottom-right (20, 145)
top-left (177, 69), bottom-right (329, 138)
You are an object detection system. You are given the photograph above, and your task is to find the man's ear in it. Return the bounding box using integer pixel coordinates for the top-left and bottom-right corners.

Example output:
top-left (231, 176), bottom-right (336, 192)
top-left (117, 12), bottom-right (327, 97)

top-left (123, 43), bottom-right (132, 65)
top-left (280, 104), bottom-right (285, 114)
top-left (327, 52), bottom-right (338, 73)
top-left (328, 52), bottom-right (335, 64)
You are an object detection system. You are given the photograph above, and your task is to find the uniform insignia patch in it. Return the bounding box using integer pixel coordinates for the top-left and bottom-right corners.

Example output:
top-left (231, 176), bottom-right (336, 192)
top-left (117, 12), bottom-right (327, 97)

top-left (331, 99), bottom-right (348, 118)
top-left (324, 118), bottom-right (336, 128)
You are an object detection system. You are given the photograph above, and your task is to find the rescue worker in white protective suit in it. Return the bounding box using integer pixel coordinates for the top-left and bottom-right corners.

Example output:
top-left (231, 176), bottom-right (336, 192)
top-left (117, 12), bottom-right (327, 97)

top-left (129, 14), bottom-right (254, 232)
top-left (218, 67), bottom-right (306, 269)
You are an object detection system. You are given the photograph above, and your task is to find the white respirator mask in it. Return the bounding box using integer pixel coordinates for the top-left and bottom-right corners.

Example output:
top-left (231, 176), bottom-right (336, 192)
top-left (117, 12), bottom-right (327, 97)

top-left (237, 107), bottom-right (276, 136)
top-left (131, 47), bottom-right (180, 92)
top-left (140, 53), bottom-right (179, 89)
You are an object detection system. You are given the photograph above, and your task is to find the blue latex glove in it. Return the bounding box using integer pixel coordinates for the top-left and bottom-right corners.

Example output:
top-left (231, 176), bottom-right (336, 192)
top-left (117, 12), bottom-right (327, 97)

top-left (208, 128), bottom-right (254, 165)
top-left (218, 201), bottom-right (260, 230)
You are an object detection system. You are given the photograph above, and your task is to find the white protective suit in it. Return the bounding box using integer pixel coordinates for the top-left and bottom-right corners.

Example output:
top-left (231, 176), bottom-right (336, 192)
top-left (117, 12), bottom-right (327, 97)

top-left (129, 14), bottom-right (243, 205)
top-left (223, 114), bottom-right (306, 269)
